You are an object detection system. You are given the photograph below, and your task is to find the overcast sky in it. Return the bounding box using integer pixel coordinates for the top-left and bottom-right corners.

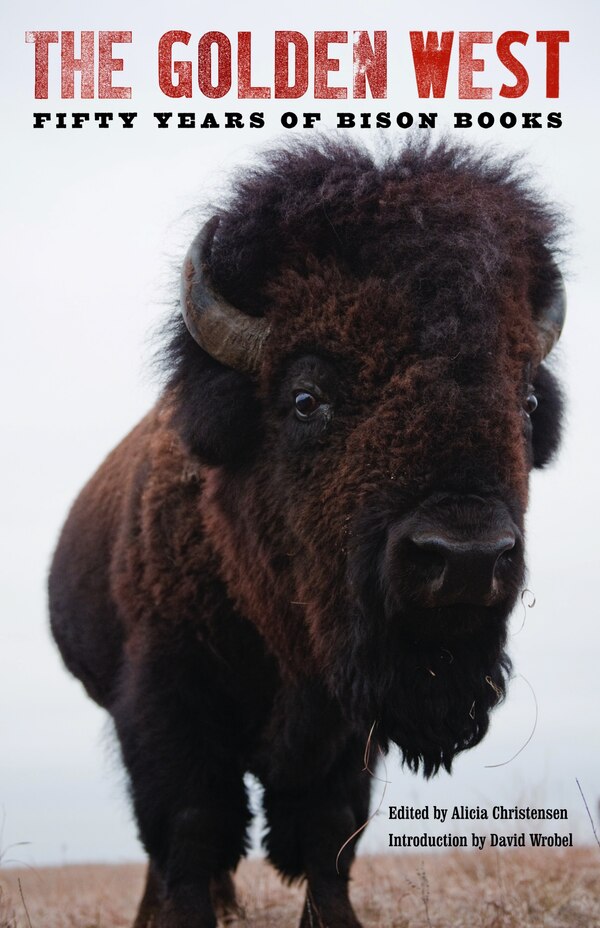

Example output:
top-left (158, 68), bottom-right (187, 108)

top-left (1, 0), bottom-right (599, 867)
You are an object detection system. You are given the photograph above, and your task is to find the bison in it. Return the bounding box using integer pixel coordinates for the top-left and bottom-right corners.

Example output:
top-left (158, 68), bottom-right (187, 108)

top-left (49, 138), bottom-right (565, 928)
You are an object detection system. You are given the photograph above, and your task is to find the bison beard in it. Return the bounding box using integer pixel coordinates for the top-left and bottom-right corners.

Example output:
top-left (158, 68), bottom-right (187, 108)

top-left (337, 603), bottom-right (512, 777)
top-left (335, 491), bottom-right (517, 777)
top-left (49, 137), bottom-right (566, 928)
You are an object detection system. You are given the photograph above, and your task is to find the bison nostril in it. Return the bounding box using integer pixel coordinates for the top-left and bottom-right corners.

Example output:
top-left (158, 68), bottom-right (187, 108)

top-left (497, 538), bottom-right (516, 558)
top-left (495, 540), bottom-right (515, 570)
top-left (405, 537), bottom-right (446, 581)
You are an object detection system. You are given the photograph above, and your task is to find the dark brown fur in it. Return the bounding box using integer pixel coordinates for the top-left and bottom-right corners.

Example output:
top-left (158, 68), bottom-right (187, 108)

top-left (49, 137), bottom-right (564, 928)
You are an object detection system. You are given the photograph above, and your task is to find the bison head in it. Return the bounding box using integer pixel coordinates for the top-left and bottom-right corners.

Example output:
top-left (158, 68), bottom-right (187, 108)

top-left (165, 138), bottom-right (565, 776)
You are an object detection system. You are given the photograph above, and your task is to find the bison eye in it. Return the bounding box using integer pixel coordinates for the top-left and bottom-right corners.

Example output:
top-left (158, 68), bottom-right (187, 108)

top-left (524, 390), bottom-right (538, 416)
top-left (294, 390), bottom-right (322, 420)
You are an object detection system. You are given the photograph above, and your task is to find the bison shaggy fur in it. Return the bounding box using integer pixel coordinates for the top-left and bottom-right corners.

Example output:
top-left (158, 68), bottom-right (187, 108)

top-left (49, 137), bottom-right (565, 928)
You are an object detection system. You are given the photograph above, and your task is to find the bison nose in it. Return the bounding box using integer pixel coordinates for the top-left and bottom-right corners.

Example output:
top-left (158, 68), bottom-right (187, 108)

top-left (407, 531), bottom-right (516, 605)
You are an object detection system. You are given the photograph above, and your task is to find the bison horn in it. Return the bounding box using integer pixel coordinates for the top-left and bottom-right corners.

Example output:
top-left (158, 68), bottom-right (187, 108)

top-left (536, 266), bottom-right (566, 360)
top-left (180, 217), bottom-right (271, 375)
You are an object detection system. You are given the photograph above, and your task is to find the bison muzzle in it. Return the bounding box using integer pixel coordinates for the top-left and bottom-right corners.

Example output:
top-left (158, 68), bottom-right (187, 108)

top-left (49, 138), bottom-right (565, 928)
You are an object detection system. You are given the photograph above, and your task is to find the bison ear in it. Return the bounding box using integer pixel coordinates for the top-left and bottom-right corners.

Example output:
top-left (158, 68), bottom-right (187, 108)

top-left (169, 345), bottom-right (261, 467)
top-left (530, 365), bottom-right (564, 469)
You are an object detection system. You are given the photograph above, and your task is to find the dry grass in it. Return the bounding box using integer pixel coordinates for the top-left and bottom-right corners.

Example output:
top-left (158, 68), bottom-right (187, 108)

top-left (1, 848), bottom-right (599, 928)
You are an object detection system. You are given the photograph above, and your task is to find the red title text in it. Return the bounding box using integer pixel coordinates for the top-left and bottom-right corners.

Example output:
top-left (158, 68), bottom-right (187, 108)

top-left (25, 30), bottom-right (570, 100)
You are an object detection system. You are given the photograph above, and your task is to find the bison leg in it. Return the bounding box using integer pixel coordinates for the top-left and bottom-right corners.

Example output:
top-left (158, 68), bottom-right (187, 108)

top-left (263, 744), bottom-right (371, 928)
top-left (113, 640), bottom-right (250, 928)
top-left (132, 863), bottom-right (243, 927)
top-left (210, 871), bottom-right (245, 924)
top-left (133, 862), bottom-right (163, 928)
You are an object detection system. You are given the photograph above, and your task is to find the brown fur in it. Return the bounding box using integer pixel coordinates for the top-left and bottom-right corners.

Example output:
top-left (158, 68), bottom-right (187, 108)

top-left (49, 138), bottom-right (565, 928)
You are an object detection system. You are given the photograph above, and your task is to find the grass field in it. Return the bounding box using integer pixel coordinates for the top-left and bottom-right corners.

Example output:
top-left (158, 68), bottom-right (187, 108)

top-left (1, 848), bottom-right (599, 927)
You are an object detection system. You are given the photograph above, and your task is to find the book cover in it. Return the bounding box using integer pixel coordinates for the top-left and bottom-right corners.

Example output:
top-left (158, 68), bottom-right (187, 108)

top-left (2, 2), bottom-right (598, 925)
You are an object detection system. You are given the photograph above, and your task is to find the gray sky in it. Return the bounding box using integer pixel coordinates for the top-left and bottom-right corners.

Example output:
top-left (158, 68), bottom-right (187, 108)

top-left (1, 0), bottom-right (599, 867)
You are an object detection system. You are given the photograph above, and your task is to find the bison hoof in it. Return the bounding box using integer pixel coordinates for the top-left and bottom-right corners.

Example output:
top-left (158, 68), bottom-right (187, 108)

top-left (210, 871), bottom-right (245, 923)
top-left (299, 899), bottom-right (363, 928)
top-left (156, 888), bottom-right (217, 928)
